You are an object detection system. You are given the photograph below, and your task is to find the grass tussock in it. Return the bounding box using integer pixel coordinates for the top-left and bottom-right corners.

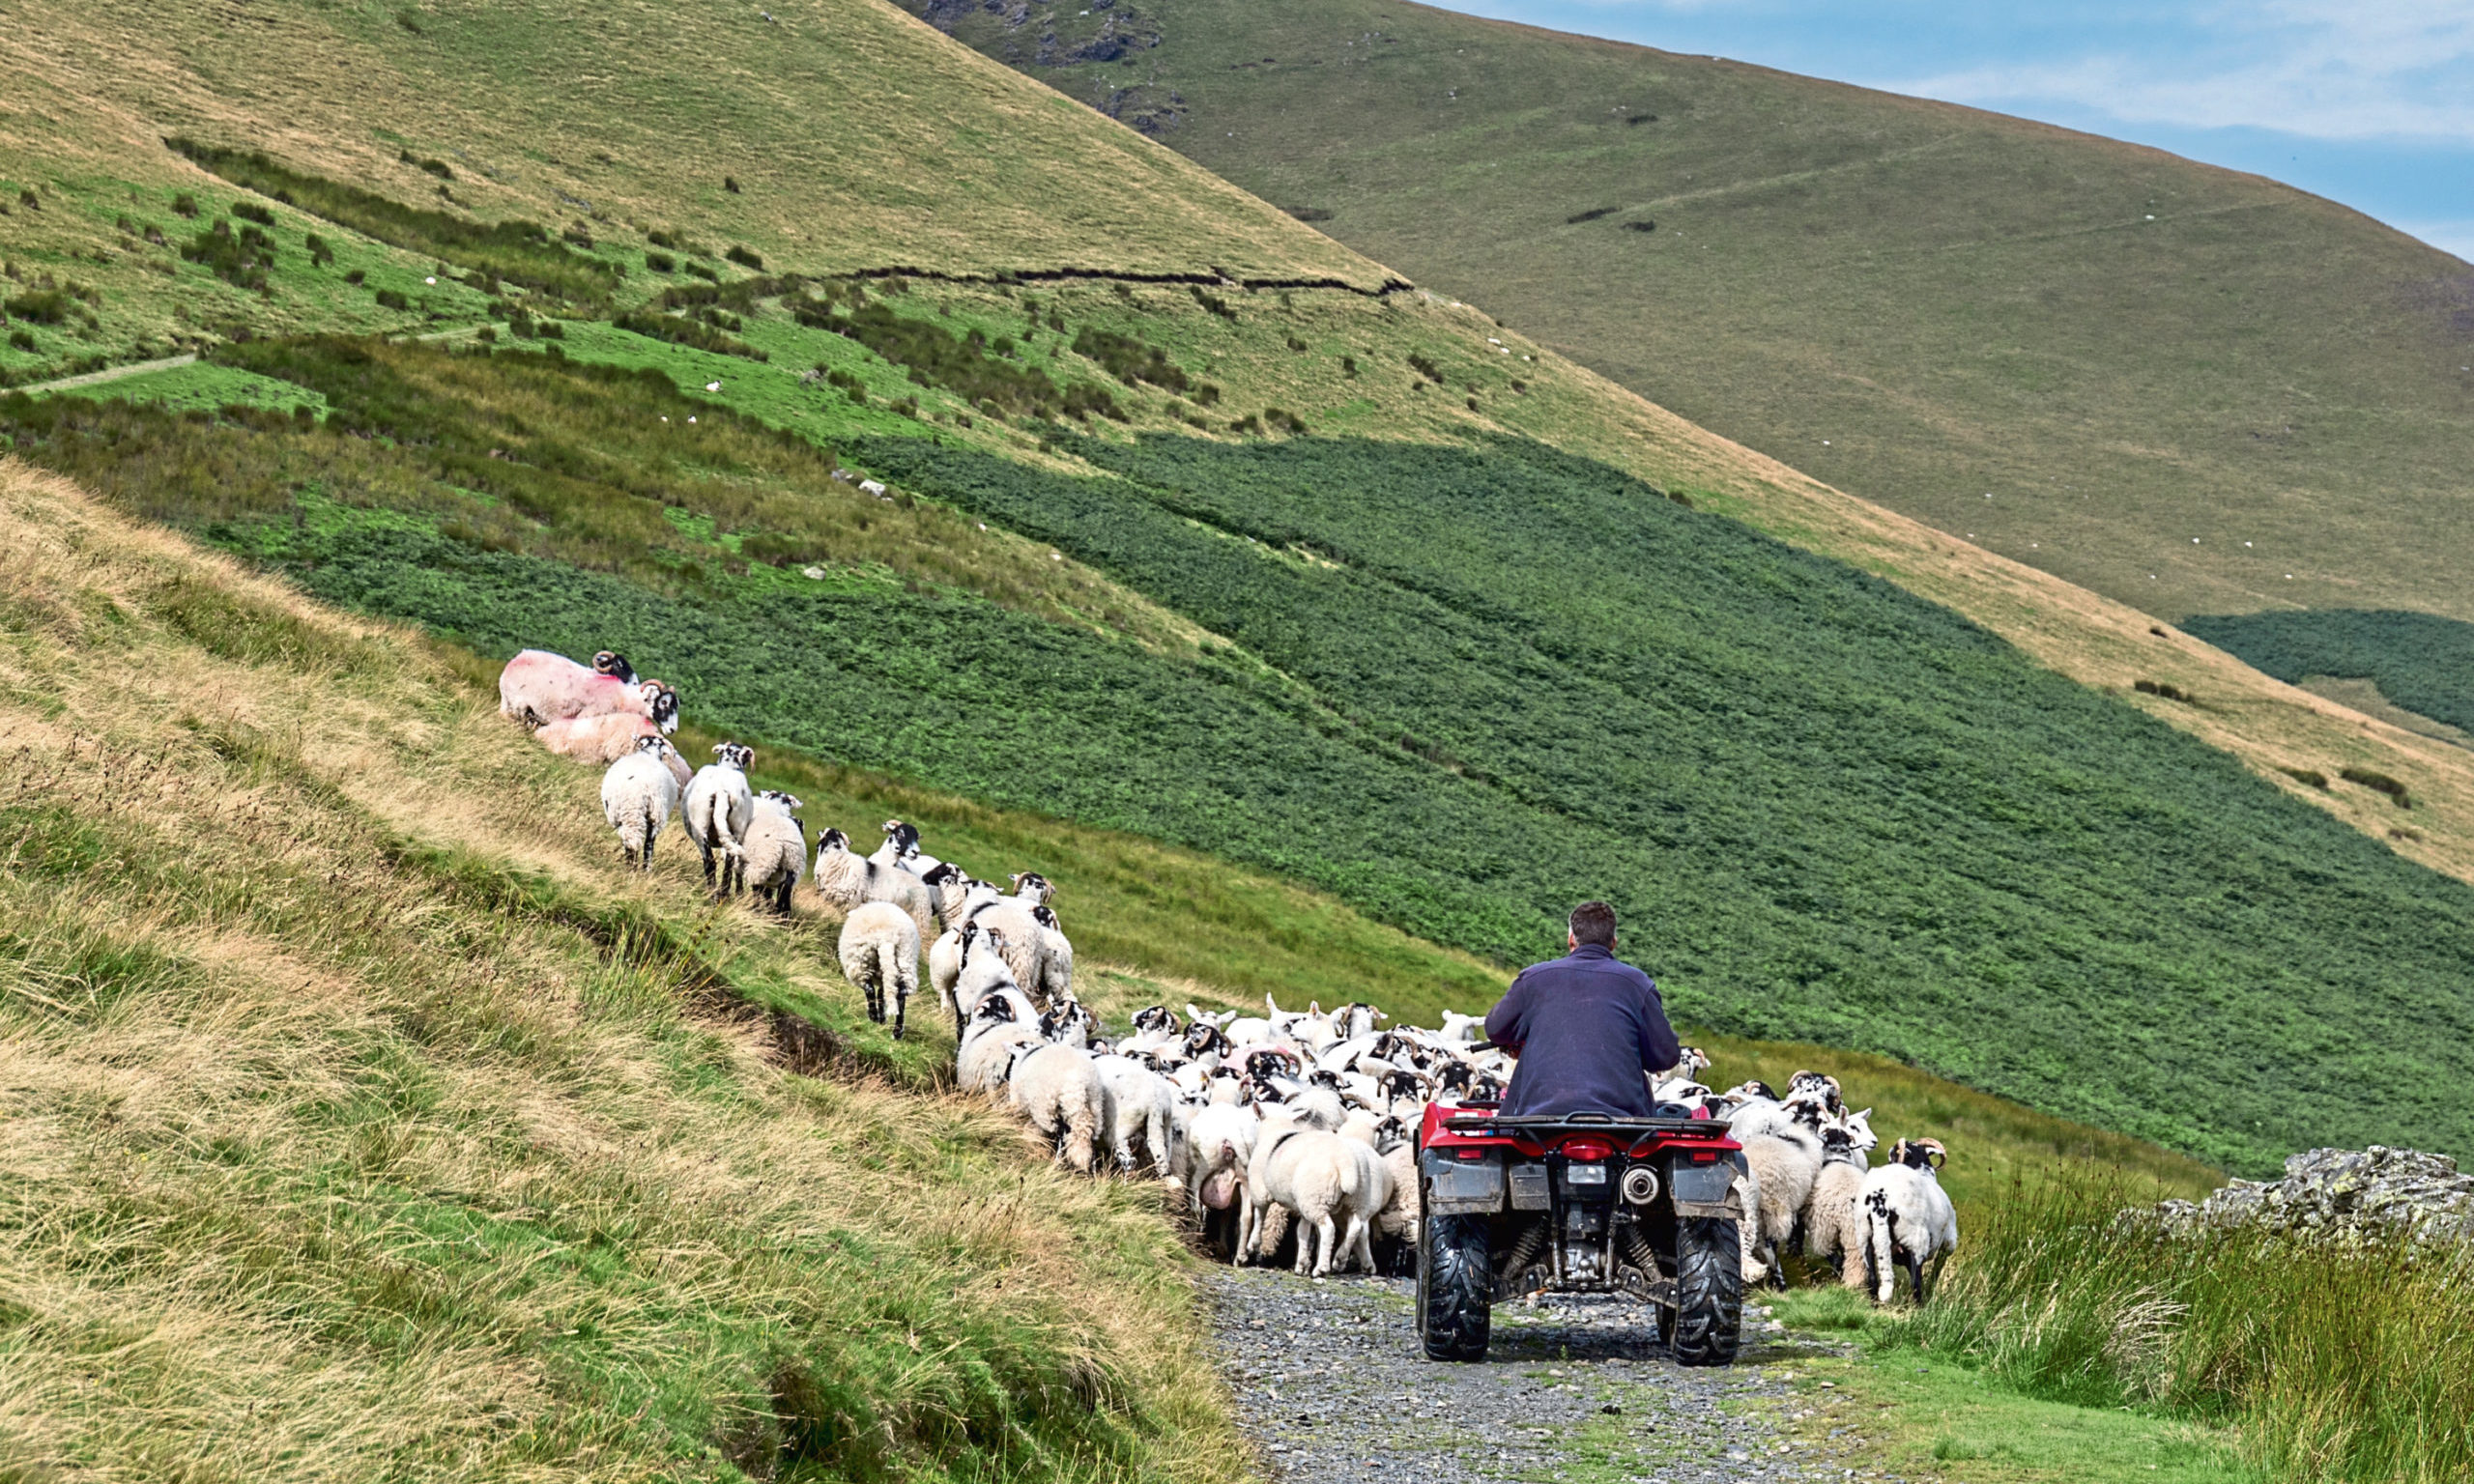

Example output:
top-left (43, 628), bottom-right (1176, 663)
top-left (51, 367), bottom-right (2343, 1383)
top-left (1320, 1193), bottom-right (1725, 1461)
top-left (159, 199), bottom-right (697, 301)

top-left (1880, 1169), bottom-right (2474, 1484)
top-left (0, 458), bottom-right (1248, 1484)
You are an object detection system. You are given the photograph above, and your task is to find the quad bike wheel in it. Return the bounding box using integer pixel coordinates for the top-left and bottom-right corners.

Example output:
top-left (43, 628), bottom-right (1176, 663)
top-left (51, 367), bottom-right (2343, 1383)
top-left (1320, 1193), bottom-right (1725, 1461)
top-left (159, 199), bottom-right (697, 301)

top-left (1417, 1213), bottom-right (1491, 1361)
top-left (1663, 1216), bottom-right (1742, 1367)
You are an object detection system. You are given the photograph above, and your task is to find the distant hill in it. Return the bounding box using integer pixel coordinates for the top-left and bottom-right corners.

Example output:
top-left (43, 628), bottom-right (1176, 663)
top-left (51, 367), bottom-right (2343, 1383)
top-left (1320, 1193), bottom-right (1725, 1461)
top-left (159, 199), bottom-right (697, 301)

top-left (901, 0), bottom-right (2474, 630)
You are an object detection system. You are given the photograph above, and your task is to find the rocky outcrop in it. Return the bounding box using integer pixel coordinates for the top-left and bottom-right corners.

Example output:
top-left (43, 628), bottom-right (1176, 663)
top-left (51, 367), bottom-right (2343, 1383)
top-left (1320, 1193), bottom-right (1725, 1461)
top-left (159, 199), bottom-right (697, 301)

top-left (2151, 1146), bottom-right (2474, 1247)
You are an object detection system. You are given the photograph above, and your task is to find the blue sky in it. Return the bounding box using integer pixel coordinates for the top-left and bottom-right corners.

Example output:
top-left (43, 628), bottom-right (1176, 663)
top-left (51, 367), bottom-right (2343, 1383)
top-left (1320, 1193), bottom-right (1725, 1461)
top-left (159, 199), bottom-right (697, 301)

top-left (1429, 0), bottom-right (2474, 263)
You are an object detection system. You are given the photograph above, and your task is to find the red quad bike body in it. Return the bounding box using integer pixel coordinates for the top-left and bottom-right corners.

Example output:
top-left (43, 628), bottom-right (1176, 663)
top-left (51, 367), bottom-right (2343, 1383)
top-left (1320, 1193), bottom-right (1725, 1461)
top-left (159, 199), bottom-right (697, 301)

top-left (1414, 1101), bottom-right (1748, 1364)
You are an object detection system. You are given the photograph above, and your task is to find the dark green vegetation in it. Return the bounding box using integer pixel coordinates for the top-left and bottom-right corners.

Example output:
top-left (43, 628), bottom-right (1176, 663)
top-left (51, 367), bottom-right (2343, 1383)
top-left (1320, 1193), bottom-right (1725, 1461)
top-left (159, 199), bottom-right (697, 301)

top-left (2187, 609), bottom-right (2474, 738)
top-left (905, 0), bottom-right (2474, 627)
top-left (170, 139), bottom-right (625, 305)
top-left (1877, 1170), bottom-right (2474, 1483)
top-left (15, 335), bottom-right (2474, 1176)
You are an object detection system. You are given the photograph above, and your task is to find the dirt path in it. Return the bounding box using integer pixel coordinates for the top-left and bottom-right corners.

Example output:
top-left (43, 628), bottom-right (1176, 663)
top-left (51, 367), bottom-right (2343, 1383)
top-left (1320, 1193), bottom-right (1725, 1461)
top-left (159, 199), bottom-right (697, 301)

top-left (17, 354), bottom-right (195, 395)
top-left (1206, 1269), bottom-right (1851, 1483)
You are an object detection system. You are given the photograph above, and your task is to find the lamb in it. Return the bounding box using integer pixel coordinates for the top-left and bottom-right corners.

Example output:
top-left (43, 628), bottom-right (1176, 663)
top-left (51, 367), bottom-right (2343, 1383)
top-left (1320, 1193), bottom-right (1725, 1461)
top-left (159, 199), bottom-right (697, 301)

top-left (1862, 1138), bottom-right (1958, 1303)
top-left (1801, 1125), bottom-right (1872, 1290)
top-left (811, 827), bottom-right (937, 938)
top-left (498, 647), bottom-right (631, 727)
top-left (599, 735), bottom-right (680, 870)
top-left (1737, 1105), bottom-right (1828, 1288)
top-left (683, 742), bottom-right (756, 894)
top-left (838, 900), bottom-right (922, 1038)
top-left (1008, 1042), bottom-right (1108, 1172)
top-left (738, 790), bottom-right (807, 915)
top-left (1091, 1053), bottom-right (1182, 1174)
top-left (1241, 1119), bottom-right (1381, 1276)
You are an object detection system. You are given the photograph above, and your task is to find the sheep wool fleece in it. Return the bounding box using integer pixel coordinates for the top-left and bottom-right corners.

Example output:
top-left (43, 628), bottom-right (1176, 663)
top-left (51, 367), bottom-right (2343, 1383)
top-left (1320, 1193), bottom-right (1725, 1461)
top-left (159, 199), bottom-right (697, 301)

top-left (1483, 944), bottom-right (1680, 1117)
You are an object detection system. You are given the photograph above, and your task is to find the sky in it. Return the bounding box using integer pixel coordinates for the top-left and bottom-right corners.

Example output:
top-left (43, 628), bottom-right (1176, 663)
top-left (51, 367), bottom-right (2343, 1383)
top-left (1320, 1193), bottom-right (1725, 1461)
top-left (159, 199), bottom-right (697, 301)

top-left (1427, 0), bottom-right (2474, 263)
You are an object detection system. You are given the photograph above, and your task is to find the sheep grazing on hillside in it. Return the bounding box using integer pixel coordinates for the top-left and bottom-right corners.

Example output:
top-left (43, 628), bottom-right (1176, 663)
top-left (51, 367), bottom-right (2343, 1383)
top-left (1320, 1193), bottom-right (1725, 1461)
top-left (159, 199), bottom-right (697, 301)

top-left (1802, 1124), bottom-right (1873, 1290)
top-left (1863, 1137), bottom-right (1958, 1303)
top-left (683, 742), bottom-right (756, 894)
top-left (811, 827), bottom-right (936, 938)
top-left (600, 735), bottom-right (680, 870)
top-left (839, 900), bottom-right (922, 1038)
top-left (738, 790), bottom-right (807, 915)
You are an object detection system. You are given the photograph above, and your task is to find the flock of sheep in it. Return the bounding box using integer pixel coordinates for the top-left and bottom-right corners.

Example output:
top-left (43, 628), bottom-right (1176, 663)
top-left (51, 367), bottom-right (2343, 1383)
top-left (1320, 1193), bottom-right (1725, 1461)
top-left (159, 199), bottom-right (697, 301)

top-left (500, 645), bottom-right (1960, 1305)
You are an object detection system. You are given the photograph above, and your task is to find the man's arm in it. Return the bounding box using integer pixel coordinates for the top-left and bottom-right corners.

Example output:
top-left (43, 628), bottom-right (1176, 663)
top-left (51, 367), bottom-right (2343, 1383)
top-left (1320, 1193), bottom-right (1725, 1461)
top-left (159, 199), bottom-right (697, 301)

top-left (1636, 983), bottom-right (1681, 1079)
top-left (1483, 972), bottom-right (1534, 1052)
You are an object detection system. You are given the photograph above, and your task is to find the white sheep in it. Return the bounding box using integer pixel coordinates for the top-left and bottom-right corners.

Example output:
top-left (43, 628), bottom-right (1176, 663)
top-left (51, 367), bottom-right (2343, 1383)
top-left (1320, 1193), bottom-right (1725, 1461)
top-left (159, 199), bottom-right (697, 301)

top-left (738, 790), bottom-right (807, 915)
top-left (1738, 1110), bottom-right (1827, 1288)
top-left (1242, 1120), bottom-right (1379, 1276)
top-left (1031, 902), bottom-right (1075, 1003)
top-left (1091, 1053), bottom-right (1181, 1175)
top-left (683, 742), bottom-right (755, 894)
top-left (1008, 1043), bottom-right (1108, 1172)
top-left (838, 900), bottom-right (922, 1038)
top-left (811, 827), bottom-right (936, 938)
top-left (1801, 1124), bottom-right (1872, 1290)
top-left (943, 923), bottom-right (1024, 1041)
top-left (1185, 1101), bottom-right (1259, 1215)
top-left (600, 735), bottom-right (680, 870)
top-left (956, 990), bottom-right (1044, 1095)
top-left (1863, 1138), bottom-right (1958, 1303)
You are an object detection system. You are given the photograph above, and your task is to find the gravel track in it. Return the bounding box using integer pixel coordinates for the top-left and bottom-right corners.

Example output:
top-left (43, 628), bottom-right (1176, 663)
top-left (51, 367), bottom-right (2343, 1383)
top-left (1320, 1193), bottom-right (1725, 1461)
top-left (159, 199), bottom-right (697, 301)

top-left (1206, 1269), bottom-right (1856, 1483)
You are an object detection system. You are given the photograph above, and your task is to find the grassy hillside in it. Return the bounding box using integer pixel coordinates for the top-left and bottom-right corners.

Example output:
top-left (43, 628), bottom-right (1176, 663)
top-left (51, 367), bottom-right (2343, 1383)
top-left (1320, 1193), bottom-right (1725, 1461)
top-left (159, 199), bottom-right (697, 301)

top-left (5, 456), bottom-right (2240, 1477)
top-left (0, 459), bottom-right (1248, 1483)
top-left (15, 328), bottom-right (2474, 1176)
top-left (902, 0), bottom-right (2474, 629)
top-left (0, 0), bottom-right (1380, 386)
top-left (13, 0), bottom-right (2474, 1175)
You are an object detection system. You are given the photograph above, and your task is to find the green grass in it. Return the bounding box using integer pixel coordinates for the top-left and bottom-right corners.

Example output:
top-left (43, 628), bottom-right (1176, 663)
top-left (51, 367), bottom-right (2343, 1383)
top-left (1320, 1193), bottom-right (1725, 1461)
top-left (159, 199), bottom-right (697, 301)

top-left (1729, 1346), bottom-right (2258, 1484)
top-left (41, 359), bottom-right (330, 417)
top-left (1870, 1169), bottom-right (2474, 1484)
top-left (16, 338), bottom-right (2474, 1176)
top-left (2185, 610), bottom-right (2474, 739)
top-left (905, 0), bottom-right (2474, 628)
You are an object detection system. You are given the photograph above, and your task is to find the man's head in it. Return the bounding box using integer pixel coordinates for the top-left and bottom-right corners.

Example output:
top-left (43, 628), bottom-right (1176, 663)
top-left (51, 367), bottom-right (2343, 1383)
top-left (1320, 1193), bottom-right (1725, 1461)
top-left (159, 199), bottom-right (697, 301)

top-left (1567, 900), bottom-right (1617, 951)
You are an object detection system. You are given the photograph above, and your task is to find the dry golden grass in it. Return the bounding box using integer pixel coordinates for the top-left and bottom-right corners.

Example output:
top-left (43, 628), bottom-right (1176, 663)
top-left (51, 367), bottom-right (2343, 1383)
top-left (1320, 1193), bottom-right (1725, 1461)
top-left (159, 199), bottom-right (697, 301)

top-left (0, 456), bottom-right (1251, 1483)
top-left (0, 0), bottom-right (1374, 288)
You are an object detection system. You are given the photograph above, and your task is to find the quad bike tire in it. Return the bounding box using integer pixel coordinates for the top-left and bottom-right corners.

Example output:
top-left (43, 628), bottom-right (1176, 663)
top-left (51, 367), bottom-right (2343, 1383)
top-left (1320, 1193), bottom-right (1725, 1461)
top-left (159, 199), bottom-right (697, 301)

top-left (1417, 1213), bottom-right (1491, 1361)
top-left (1662, 1216), bottom-right (1743, 1367)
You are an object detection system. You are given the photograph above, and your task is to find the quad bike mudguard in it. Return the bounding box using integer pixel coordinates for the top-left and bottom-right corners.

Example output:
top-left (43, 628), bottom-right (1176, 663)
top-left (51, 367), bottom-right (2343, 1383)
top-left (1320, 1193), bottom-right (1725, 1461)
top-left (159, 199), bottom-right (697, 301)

top-left (1414, 1101), bottom-right (1747, 1365)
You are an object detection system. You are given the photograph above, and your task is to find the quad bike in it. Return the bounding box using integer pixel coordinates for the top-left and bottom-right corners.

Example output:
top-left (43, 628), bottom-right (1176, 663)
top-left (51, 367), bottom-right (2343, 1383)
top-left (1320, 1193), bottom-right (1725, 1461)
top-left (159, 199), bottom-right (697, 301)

top-left (1414, 1100), bottom-right (1747, 1365)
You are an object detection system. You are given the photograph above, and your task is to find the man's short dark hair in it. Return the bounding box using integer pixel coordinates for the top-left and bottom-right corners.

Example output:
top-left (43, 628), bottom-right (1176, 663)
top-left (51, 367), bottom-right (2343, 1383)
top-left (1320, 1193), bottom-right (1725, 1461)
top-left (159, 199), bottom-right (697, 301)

top-left (1568, 900), bottom-right (1617, 948)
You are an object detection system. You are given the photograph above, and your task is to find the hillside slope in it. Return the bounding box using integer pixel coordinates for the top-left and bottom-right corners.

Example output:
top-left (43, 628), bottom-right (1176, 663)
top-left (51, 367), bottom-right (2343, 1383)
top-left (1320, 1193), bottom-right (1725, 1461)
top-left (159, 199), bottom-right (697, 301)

top-left (3, 457), bottom-right (2231, 1478)
top-left (902, 0), bottom-right (2474, 628)
top-left (10, 0), bottom-right (2474, 1174)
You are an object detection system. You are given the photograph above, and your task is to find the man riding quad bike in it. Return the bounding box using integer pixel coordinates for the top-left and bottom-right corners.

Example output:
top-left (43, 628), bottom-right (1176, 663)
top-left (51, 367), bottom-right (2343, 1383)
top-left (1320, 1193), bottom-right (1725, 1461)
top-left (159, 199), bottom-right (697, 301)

top-left (1415, 901), bottom-right (1747, 1364)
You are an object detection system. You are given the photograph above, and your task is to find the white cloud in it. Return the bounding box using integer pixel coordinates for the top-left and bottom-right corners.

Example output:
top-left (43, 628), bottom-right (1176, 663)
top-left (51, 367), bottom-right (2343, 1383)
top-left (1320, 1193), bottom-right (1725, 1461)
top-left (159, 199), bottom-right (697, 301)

top-left (1898, 2), bottom-right (2474, 143)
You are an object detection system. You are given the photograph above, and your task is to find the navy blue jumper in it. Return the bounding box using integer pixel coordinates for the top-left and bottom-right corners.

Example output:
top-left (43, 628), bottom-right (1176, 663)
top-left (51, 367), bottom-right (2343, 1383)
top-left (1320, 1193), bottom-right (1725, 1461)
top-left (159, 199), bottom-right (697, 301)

top-left (1482, 943), bottom-right (1680, 1118)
